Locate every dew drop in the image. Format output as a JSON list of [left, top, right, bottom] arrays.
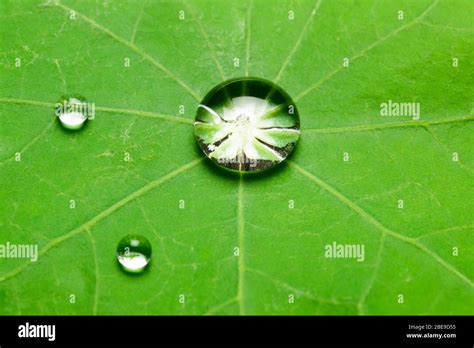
[[116, 235, 152, 273], [55, 95, 89, 130], [194, 77, 300, 172]]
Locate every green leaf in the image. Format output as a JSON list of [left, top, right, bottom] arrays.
[[194, 122, 233, 144], [0, 0, 473, 316], [209, 133, 241, 160], [245, 138, 283, 161], [254, 128, 300, 147]]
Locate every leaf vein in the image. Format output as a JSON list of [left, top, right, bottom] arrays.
[[0, 117, 55, 165], [0, 158, 203, 283], [54, 1, 202, 101], [247, 267, 356, 307], [237, 174, 246, 315], [187, 5, 226, 81], [294, 0, 440, 102], [0, 97, 194, 125], [289, 161, 474, 288], [274, 0, 323, 83], [302, 115, 474, 134]]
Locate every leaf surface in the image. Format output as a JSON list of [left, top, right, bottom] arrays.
[[0, 0, 473, 315]]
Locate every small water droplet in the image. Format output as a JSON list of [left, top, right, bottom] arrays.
[[55, 95, 89, 130], [194, 77, 300, 172], [116, 235, 152, 273]]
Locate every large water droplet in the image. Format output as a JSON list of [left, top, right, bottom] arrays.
[[194, 77, 300, 172], [116, 235, 152, 273], [55, 95, 89, 130]]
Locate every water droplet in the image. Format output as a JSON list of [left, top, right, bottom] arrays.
[[116, 235, 152, 273], [194, 78, 300, 172], [55, 95, 89, 130]]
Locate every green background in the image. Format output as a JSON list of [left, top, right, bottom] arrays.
[[0, 0, 473, 315]]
